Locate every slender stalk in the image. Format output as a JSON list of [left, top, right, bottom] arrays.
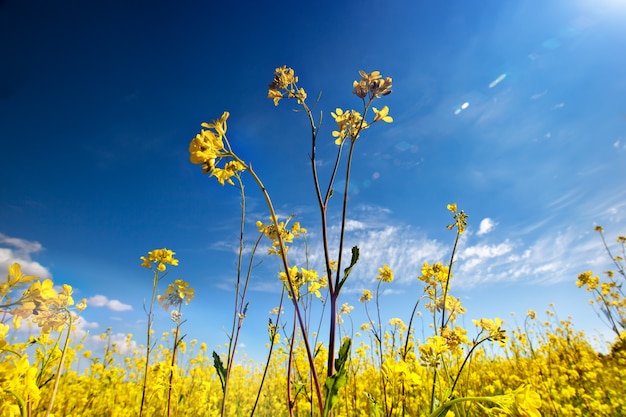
[[430, 228, 462, 414], [166, 322, 181, 417], [287, 317, 297, 417], [221, 174, 252, 417], [44, 312, 72, 417], [232, 155, 323, 414], [139, 269, 162, 417], [250, 289, 286, 417]]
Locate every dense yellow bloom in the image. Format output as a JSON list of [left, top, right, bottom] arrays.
[[419, 261, 450, 286], [376, 264, 394, 283], [211, 160, 246, 186], [140, 248, 179, 272], [388, 317, 407, 332], [331, 108, 368, 144], [188, 112, 247, 185], [473, 317, 508, 346], [352, 70, 392, 99], [267, 66, 306, 106], [5, 262, 38, 292], [419, 335, 448, 367], [256, 217, 306, 256], [576, 271, 599, 290], [359, 289, 373, 303], [339, 303, 354, 319], [158, 279, 195, 311], [513, 384, 542, 417], [441, 325, 468, 356]]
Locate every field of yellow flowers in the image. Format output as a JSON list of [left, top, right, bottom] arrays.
[[1, 267, 625, 417], [2, 67, 625, 417]]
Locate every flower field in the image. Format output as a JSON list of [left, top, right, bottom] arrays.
[[2, 67, 625, 416]]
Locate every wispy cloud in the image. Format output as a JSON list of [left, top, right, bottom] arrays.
[[87, 295, 133, 311], [0, 232, 50, 277], [477, 218, 497, 235]]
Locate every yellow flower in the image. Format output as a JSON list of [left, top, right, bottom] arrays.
[[140, 248, 179, 271], [269, 65, 298, 90], [388, 317, 407, 331], [211, 160, 246, 186], [352, 70, 392, 99], [473, 317, 508, 346], [158, 279, 195, 311], [513, 385, 542, 417], [331, 108, 368, 144], [419, 335, 448, 367], [339, 303, 354, 315], [267, 66, 306, 106], [359, 289, 373, 303], [372, 106, 393, 123], [376, 264, 394, 283], [268, 89, 283, 106], [446, 204, 468, 234], [201, 111, 229, 138]]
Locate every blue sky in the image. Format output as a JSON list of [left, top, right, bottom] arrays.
[[1, 0, 625, 359]]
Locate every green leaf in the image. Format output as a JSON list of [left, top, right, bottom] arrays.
[[323, 338, 352, 417], [338, 246, 359, 292], [212, 351, 227, 393]]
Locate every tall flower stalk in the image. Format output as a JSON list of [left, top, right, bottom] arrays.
[[138, 249, 178, 417], [188, 67, 393, 416]]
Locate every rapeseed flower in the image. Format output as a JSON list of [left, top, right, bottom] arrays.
[[359, 289, 373, 303], [140, 248, 178, 272], [376, 264, 394, 283]]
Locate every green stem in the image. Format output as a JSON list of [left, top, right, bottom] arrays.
[[139, 269, 161, 417], [236, 158, 324, 415], [44, 312, 72, 417]]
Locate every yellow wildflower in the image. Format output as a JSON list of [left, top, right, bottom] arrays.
[[359, 289, 373, 303], [140, 248, 179, 271], [513, 384, 542, 417], [376, 264, 394, 283], [158, 279, 195, 311], [372, 106, 393, 123]]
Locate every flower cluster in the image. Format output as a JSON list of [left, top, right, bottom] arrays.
[[446, 202, 468, 234], [2, 264, 87, 333], [376, 264, 394, 283], [158, 279, 195, 311], [473, 317, 508, 347], [267, 65, 307, 106], [352, 70, 392, 99], [278, 266, 326, 300], [256, 217, 307, 256], [576, 225, 626, 337], [419, 261, 467, 322], [140, 248, 179, 272], [330, 71, 393, 145], [188, 111, 247, 186]]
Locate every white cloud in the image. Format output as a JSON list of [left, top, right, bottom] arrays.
[[87, 295, 133, 311], [89, 331, 137, 354], [477, 218, 496, 235], [0, 233, 50, 277], [344, 219, 366, 232], [73, 318, 100, 339], [461, 241, 512, 259]]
